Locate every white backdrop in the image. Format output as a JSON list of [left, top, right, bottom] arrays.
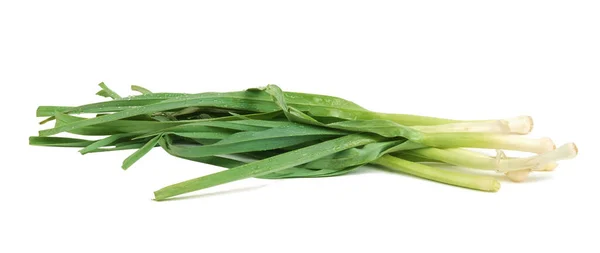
[[1, 1, 598, 253]]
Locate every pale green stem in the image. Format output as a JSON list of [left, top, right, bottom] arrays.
[[405, 143, 578, 172], [375, 113, 532, 134], [412, 120, 510, 134], [419, 133, 555, 153], [374, 113, 460, 126], [373, 155, 500, 192]]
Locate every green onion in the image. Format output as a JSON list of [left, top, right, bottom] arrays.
[[29, 83, 579, 200]]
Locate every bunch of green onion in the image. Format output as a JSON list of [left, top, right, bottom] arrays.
[[30, 83, 578, 201]]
